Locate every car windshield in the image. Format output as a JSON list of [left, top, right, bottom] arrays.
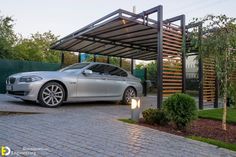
[[60, 63, 90, 72]]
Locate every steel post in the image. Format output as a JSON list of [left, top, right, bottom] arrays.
[[198, 24, 203, 110], [144, 68, 147, 96], [157, 6, 163, 109], [107, 56, 110, 63], [131, 58, 134, 74], [214, 77, 219, 108], [78, 52, 81, 63], [94, 54, 96, 62], [181, 15, 186, 93], [61, 52, 64, 68]]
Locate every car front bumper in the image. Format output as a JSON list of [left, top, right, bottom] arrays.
[[6, 81, 43, 101]]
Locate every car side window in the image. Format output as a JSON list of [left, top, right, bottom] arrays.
[[106, 65, 128, 77], [88, 64, 106, 75]]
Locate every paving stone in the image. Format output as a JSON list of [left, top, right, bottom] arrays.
[[0, 94, 236, 157]]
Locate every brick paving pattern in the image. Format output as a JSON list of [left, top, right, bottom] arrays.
[[0, 94, 235, 157]]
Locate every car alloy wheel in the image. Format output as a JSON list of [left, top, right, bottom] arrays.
[[123, 87, 136, 105], [39, 82, 65, 107]]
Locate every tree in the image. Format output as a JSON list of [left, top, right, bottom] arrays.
[[0, 14, 17, 58], [196, 15, 236, 130], [63, 52, 78, 67], [81, 54, 94, 62], [109, 57, 120, 66], [96, 55, 107, 63], [121, 59, 131, 71], [136, 61, 157, 81], [135, 63, 145, 70], [146, 62, 157, 81], [14, 31, 61, 63]]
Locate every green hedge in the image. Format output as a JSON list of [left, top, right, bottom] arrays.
[[163, 93, 197, 130], [142, 108, 169, 125], [0, 59, 60, 93]]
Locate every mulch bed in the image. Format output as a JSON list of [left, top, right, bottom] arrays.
[[139, 118, 236, 144]]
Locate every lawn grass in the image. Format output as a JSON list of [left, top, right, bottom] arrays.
[[118, 118, 137, 124], [198, 108, 236, 124], [188, 136, 236, 152]]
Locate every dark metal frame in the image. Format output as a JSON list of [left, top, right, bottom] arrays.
[[52, 5, 187, 108], [186, 22, 219, 109], [131, 59, 134, 74], [120, 57, 122, 67], [61, 52, 64, 68], [186, 22, 203, 109]]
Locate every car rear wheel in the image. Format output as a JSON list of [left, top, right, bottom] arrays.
[[38, 82, 65, 107], [122, 87, 136, 105]]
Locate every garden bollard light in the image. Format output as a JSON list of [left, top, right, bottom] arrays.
[[131, 97, 141, 121]]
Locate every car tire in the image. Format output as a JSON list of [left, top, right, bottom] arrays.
[[122, 87, 136, 105], [38, 82, 65, 108]]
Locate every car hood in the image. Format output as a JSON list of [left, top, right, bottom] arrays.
[[9, 71, 77, 78]]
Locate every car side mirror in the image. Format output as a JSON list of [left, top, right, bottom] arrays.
[[83, 69, 93, 75]]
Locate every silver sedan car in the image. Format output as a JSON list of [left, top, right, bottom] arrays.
[[6, 62, 143, 107]]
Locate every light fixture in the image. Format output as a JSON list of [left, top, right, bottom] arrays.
[[122, 19, 126, 25], [131, 97, 141, 121], [131, 98, 140, 109]]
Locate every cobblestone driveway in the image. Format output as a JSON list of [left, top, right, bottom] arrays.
[[0, 94, 235, 157]]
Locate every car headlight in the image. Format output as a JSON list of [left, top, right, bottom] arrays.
[[19, 76, 43, 82]]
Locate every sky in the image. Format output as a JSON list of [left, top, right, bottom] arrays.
[[0, 0, 235, 38]]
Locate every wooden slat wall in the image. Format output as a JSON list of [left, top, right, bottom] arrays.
[[230, 70, 236, 82], [162, 25, 183, 97], [203, 58, 216, 104]]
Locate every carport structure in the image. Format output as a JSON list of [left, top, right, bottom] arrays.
[[51, 5, 186, 108]]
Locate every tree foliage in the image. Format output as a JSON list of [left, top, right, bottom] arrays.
[[200, 15, 236, 100], [194, 15, 236, 130], [63, 52, 78, 67], [0, 14, 17, 58], [0, 13, 60, 63], [136, 61, 157, 81], [109, 57, 120, 66], [14, 31, 61, 63]]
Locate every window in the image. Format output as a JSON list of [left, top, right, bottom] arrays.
[[88, 64, 106, 75], [60, 63, 90, 72], [105, 65, 127, 77], [88, 64, 128, 77]]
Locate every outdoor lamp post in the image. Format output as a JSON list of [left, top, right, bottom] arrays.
[[131, 97, 141, 121]]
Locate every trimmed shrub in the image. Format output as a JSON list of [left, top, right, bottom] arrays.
[[163, 93, 197, 130], [142, 108, 169, 125]]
